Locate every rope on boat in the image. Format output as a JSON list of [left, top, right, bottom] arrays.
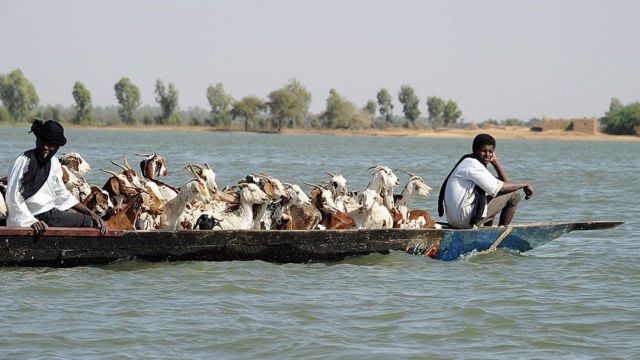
[[478, 225, 513, 256]]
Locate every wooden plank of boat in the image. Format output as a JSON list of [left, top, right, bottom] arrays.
[[0, 221, 623, 267]]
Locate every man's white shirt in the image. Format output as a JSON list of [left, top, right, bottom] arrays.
[[444, 158, 503, 229], [6, 154, 78, 227]]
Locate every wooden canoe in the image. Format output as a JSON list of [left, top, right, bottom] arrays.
[[0, 221, 624, 267]]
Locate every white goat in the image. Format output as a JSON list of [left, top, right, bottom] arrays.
[[395, 170, 441, 229], [396, 171, 433, 220], [159, 177, 211, 230], [367, 165, 400, 209], [186, 163, 218, 195], [215, 183, 269, 230], [171, 163, 223, 230], [349, 189, 393, 229], [326, 171, 359, 213]]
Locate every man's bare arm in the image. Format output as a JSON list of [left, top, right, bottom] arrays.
[[490, 153, 509, 182], [499, 182, 534, 200]]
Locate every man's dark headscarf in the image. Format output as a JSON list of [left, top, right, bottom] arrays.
[[20, 120, 67, 200], [437, 134, 496, 227]]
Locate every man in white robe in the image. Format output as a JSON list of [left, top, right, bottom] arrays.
[[6, 120, 107, 235], [438, 134, 535, 229]]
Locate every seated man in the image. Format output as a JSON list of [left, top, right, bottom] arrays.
[[438, 133, 534, 229], [6, 120, 107, 235]]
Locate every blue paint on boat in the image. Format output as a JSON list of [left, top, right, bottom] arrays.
[[407, 222, 608, 261]]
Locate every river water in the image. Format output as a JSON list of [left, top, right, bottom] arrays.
[[1, 127, 638, 359]]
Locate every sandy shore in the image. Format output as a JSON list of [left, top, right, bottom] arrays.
[[3, 123, 638, 142], [283, 126, 640, 142]]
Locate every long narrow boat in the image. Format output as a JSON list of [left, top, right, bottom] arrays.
[[0, 221, 623, 267]]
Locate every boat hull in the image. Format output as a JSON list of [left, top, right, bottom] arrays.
[[0, 221, 623, 267]]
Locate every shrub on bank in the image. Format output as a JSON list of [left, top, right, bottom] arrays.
[[600, 103, 640, 135]]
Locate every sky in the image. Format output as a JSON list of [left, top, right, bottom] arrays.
[[1, 0, 639, 122]]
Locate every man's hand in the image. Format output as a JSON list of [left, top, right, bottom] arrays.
[[31, 221, 48, 235], [91, 213, 108, 235], [524, 184, 534, 200], [489, 151, 499, 166]]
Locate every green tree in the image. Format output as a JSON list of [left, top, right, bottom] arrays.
[[376, 88, 394, 128], [426, 96, 445, 128], [503, 118, 523, 126], [320, 89, 356, 129], [267, 79, 311, 132], [364, 100, 376, 118], [609, 97, 624, 113], [38, 104, 70, 123], [231, 96, 265, 131], [206, 83, 233, 127], [72, 81, 94, 125], [398, 84, 421, 127], [0, 106, 10, 121], [600, 102, 640, 135], [155, 79, 180, 125], [443, 100, 462, 127], [0, 68, 39, 121], [114, 77, 141, 124]]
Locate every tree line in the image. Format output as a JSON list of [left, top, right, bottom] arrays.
[[3, 68, 636, 135], [0, 68, 464, 131]]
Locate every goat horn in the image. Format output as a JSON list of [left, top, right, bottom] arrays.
[[123, 156, 133, 170], [133, 183, 148, 193], [100, 168, 121, 177], [109, 160, 128, 172], [135, 153, 152, 157], [404, 170, 417, 178], [192, 168, 205, 182], [302, 180, 324, 190], [326, 171, 337, 177], [184, 164, 200, 178]]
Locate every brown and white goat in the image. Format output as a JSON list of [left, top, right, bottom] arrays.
[[59, 152, 91, 177], [101, 168, 141, 210], [307, 183, 355, 230], [105, 192, 148, 230], [81, 185, 115, 218], [275, 183, 321, 230], [140, 153, 179, 201]]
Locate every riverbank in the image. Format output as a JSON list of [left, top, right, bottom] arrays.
[[2, 122, 638, 141]]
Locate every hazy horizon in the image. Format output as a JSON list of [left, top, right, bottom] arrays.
[[2, 0, 639, 122]]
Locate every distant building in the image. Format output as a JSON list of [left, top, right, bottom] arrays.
[[540, 117, 598, 134]]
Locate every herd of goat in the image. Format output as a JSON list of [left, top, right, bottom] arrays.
[[0, 152, 441, 231]]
